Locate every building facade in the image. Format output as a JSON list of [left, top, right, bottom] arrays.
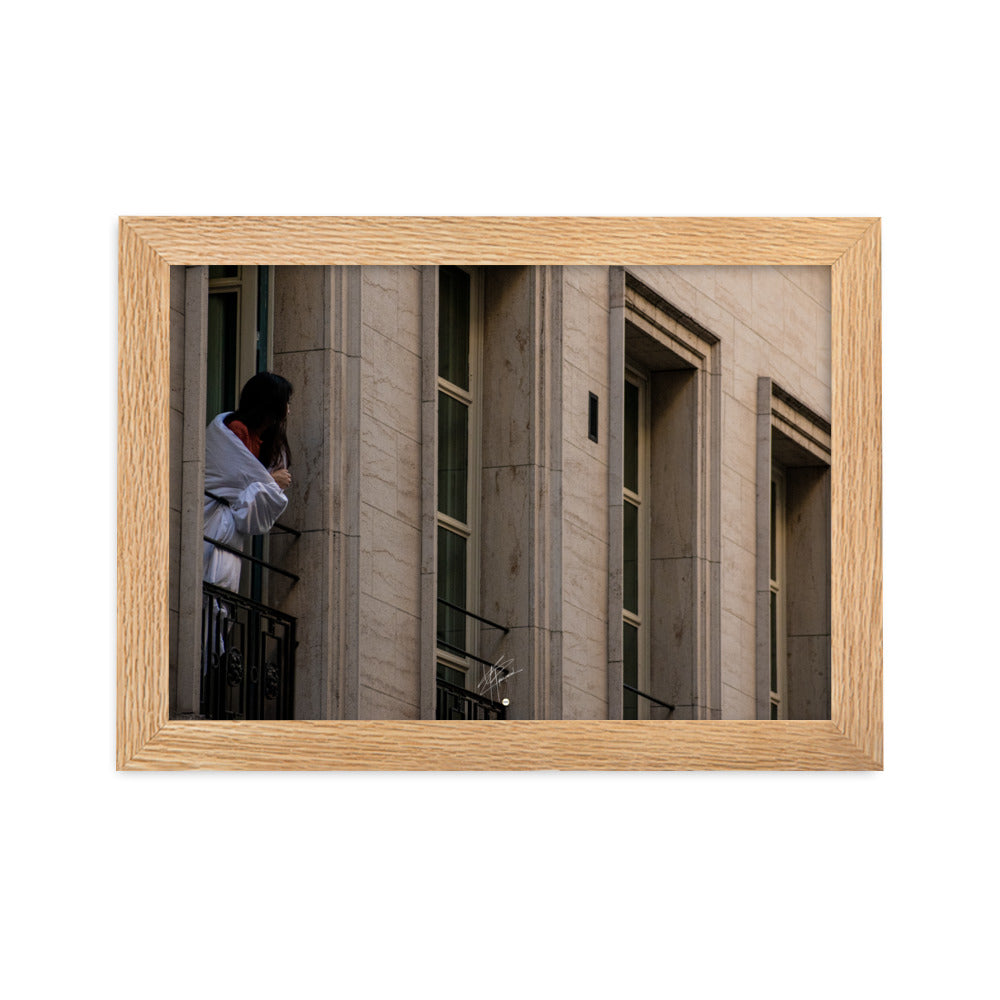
[[169, 264, 831, 721]]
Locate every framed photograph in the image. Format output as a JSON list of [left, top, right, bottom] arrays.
[[118, 217, 881, 769]]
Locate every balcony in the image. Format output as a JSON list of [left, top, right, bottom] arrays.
[[201, 582, 297, 721], [435, 678, 507, 720]]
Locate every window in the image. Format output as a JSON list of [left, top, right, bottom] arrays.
[[622, 365, 650, 719], [435, 266, 482, 689], [610, 271, 721, 720], [206, 265, 274, 602], [207, 266, 269, 424], [757, 378, 831, 720]]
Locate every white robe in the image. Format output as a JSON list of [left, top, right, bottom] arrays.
[[203, 413, 289, 591]]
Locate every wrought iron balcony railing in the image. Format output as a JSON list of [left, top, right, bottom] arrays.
[[202, 491, 299, 719], [436, 678, 507, 720], [623, 683, 675, 720], [202, 582, 296, 720]]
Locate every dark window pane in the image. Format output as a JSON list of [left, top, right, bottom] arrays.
[[770, 589, 778, 694], [624, 379, 639, 494], [623, 500, 639, 615], [207, 290, 239, 421], [437, 527, 467, 653], [438, 392, 469, 523], [209, 265, 239, 279], [439, 266, 470, 390], [770, 479, 777, 581], [437, 663, 465, 687], [623, 623, 638, 720]]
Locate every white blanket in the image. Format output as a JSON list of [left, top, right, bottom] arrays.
[[203, 412, 289, 591]]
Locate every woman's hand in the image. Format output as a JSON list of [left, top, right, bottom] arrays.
[[272, 469, 292, 490]]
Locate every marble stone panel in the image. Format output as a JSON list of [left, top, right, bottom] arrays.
[[360, 504, 373, 593], [721, 393, 757, 483], [713, 267, 754, 327], [395, 428, 421, 531], [169, 505, 181, 614], [480, 464, 532, 629], [362, 266, 399, 345], [563, 358, 608, 460], [361, 413, 397, 521], [272, 347, 328, 534], [777, 265, 831, 311], [648, 557, 699, 708], [721, 536, 755, 625], [562, 438, 609, 542], [360, 596, 420, 712], [750, 267, 786, 343], [169, 406, 183, 513], [648, 369, 697, 562], [627, 265, 702, 322], [722, 681, 756, 720], [561, 604, 607, 704], [562, 679, 608, 721], [782, 283, 817, 359], [692, 289, 736, 343], [395, 266, 422, 352], [170, 307, 185, 415], [564, 266, 610, 309], [359, 683, 420, 721], [562, 522, 608, 621], [562, 277, 611, 378], [364, 506, 420, 618], [274, 266, 327, 353], [170, 265, 186, 314], [363, 329, 421, 445], [786, 636, 831, 720]]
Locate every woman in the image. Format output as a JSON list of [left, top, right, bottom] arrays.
[[203, 372, 294, 591]]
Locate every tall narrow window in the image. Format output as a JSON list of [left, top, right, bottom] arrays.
[[614, 272, 721, 721], [206, 266, 273, 601], [769, 467, 787, 719], [207, 266, 261, 424], [436, 266, 482, 689], [622, 365, 650, 719], [757, 377, 832, 720]]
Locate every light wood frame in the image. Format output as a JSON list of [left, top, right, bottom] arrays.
[[118, 217, 881, 770]]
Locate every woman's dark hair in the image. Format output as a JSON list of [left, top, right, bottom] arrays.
[[227, 372, 293, 469]]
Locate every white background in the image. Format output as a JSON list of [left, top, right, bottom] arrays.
[[3, 2, 997, 998]]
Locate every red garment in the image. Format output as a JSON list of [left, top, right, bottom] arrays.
[[226, 418, 262, 459]]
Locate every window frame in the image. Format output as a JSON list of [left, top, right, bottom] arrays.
[[207, 266, 261, 422], [622, 361, 651, 719], [435, 266, 484, 682], [608, 269, 721, 720], [756, 376, 832, 721]]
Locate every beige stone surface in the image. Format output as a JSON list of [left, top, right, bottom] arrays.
[[360, 598, 420, 713], [363, 506, 420, 617], [722, 681, 756, 720]]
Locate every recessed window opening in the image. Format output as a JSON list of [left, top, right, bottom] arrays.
[[622, 364, 650, 719], [436, 266, 483, 696]]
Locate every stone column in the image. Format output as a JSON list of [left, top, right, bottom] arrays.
[[268, 266, 360, 720]]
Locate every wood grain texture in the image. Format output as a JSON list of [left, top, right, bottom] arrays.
[[831, 221, 883, 766], [120, 216, 876, 265], [117, 216, 883, 770], [117, 223, 171, 768], [127, 721, 879, 771]]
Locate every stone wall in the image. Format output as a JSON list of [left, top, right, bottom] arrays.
[[625, 265, 831, 718]]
